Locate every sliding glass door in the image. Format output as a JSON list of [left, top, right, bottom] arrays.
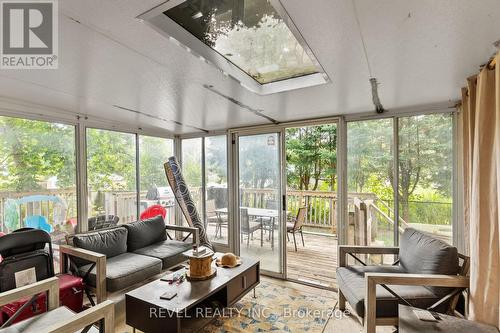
[[236, 131, 284, 276]]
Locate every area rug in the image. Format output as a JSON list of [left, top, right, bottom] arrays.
[[200, 280, 336, 333]]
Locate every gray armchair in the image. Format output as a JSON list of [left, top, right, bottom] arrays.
[[336, 228, 469, 333]]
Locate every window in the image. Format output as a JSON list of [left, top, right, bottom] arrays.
[[347, 113, 455, 249], [205, 135, 228, 243], [164, 0, 319, 84], [347, 119, 395, 247], [139, 136, 175, 224], [398, 114, 453, 244], [0, 116, 77, 240], [181, 135, 229, 245], [86, 128, 137, 226], [181, 138, 203, 221]]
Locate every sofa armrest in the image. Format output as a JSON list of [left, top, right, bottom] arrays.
[[364, 273, 470, 333], [165, 225, 199, 246], [59, 245, 107, 304], [47, 300, 114, 333], [0, 277, 59, 310], [338, 245, 399, 267]]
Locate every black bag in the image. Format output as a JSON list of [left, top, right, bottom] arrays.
[[0, 228, 54, 292]]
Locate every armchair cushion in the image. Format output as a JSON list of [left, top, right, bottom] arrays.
[[0, 306, 99, 333], [336, 265, 443, 318], [399, 228, 459, 295], [123, 216, 167, 252], [133, 239, 191, 269], [73, 227, 128, 259], [79, 252, 162, 292]]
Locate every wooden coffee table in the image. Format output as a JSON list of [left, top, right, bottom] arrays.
[[125, 253, 259, 333]]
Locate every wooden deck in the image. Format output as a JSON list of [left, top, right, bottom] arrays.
[[286, 232, 338, 289], [206, 224, 338, 289]]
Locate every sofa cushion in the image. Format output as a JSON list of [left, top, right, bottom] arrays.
[[0, 306, 99, 333], [133, 239, 191, 269], [336, 265, 443, 318], [123, 216, 167, 252], [399, 228, 459, 295], [79, 252, 162, 292], [73, 227, 128, 259]]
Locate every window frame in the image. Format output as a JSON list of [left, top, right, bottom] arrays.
[[343, 108, 458, 249], [0, 100, 460, 253], [137, 0, 329, 95]]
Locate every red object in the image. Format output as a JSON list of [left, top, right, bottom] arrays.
[[57, 274, 84, 313], [0, 274, 84, 324], [140, 205, 167, 220]]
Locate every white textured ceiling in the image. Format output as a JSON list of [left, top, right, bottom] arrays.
[[0, 0, 499, 135]]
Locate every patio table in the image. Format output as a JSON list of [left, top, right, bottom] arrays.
[[215, 207, 281, 249]]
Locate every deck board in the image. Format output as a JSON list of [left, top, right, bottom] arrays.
[[206, 224, 338, 289]]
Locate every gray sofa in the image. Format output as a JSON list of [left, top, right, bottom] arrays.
[[337, 228, 469, 333], [60, 215, 198, 303]]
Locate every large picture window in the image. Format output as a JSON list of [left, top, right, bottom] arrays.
[[347, 119, 395, 247], [205, 136, 228, 244], [0, 116, 77, 241], [139, 135, 175, 224], [181, 135, 228, 246], [86, 128, 137, 227], [398, 114, 453, 243], [347, 113, 455, 248]]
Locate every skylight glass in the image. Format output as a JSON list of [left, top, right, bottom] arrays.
[[164, 0, 319, 84]]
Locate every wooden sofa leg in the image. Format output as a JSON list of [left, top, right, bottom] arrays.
[[338, 290, 346, 311], [364, 278, 376, 333]]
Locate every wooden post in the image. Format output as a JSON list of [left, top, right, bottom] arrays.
[[364, 276, 376, 333], [304, 195, 309, 224]]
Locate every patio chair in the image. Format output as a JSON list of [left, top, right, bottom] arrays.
[[261, 200, 278, 239], [286, 207, 306, 251], [88, 215, 119, 231], [337, 228, 470, 333], [206, 200, 227, 239], [140, 204, 167, 220], [240, 208, 263, 247]]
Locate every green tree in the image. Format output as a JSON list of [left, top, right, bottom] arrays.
[[86, 129, 136, 191], [394, 114, 452, 223], [139, 136, 174, 191], [0, 117, 76, 191], [286, 124, 337, 191]]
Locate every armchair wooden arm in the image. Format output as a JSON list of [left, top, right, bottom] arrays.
[[0, 277, 59, 310], [364, 273, 470, 333], [337, 245, 400, 312], [338, 245, 399, 267], [165, 225, 199, 245], [47, 300, 114, 333], [0, 278, 114, 333], [59, 245, 107, 304]]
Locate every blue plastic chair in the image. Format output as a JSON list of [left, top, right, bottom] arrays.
[[24, 215, 53, 233]]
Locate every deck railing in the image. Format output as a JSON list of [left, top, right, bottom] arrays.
[[0, 187, 451, 244], [0, 189, 77, 233]]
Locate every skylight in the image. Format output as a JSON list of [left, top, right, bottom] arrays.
[[139, 0, 329, 94], [164, 0, 318, 84]]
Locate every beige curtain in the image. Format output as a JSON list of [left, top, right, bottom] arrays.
[[460, 53, 500, 328]]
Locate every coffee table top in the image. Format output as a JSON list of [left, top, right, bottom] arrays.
[[125, 253, 259, 313]]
